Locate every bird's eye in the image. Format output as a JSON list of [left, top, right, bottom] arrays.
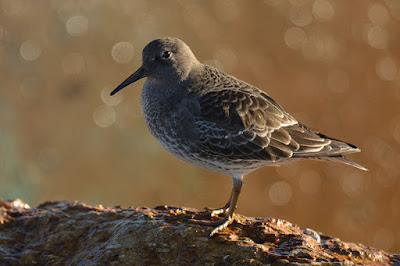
[[161, 50, 172, 59]]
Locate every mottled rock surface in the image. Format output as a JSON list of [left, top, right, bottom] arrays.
[[0, 198, 398, 265]]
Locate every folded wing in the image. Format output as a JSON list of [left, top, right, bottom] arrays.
[[192, 65, 365, 170]]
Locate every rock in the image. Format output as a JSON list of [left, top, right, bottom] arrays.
[[0, 198, 398, 265]]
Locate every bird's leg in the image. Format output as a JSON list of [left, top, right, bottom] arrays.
[[188, 176, 243, 237], [208, 177, 242, 237], [204, 193, 232, 217]]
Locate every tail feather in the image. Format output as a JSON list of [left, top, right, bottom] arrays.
[[283, 123, 367, 170], [316, 155, 368, 171], [292, 138, 361, 158]]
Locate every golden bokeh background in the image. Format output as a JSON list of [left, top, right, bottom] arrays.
[[1, 0, 399, 253]]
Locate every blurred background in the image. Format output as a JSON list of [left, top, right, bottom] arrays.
[[0, 0, 399, 253]]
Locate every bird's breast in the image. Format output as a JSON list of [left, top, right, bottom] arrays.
[[140, 80, 200, 159]]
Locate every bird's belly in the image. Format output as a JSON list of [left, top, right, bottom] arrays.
[[142, 106, 271, 176]]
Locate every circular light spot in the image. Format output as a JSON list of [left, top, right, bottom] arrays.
[[341, 173, 364, 197], [285, 27, 306, 50], [328, 69, 349, 93], [301, 27, 341, 62], [368, 3, 390, 26], [376, 57, 398, 81], [111, 41, 135, 64], [62, 53, 85, 74], [20, 40, 41, 61], [299, 170, 321, 194], [367, 25, 388, 49], [66, 15, 89, 36], [101, 87, 123, 106], [289, 6, 312, 27], [312, 0, 335, 22], [268, 181, 292, 206], [93, 105, 116, 128]]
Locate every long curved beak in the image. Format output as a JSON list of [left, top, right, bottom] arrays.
[[110, 66, 146, 95]]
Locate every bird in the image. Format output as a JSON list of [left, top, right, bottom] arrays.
[[110, 37, 367, 237]]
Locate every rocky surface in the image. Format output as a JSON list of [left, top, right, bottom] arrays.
[[0, 198, 398, 265]]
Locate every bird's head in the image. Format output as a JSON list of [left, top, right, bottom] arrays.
[[110, 37, 200, 96]]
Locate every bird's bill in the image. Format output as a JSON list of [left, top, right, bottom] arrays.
[[110, 66, 146, 95]]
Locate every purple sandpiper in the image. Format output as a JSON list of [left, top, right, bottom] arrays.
[[111, 37, 367, 236]]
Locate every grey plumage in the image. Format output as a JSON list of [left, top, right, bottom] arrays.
[[111, 37, 367, 236]]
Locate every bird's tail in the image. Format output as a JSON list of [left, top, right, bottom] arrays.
[[315, 155, 368, 171], [290, 129, 368, 170], [284, 123, 367, 170]]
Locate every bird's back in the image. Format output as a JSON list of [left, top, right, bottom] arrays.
[[183, 65, 367, 172]]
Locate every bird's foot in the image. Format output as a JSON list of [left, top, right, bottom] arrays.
[[204, 205, 229, 217], [188, 214, 235, 237], [208, 215, 234, 237]]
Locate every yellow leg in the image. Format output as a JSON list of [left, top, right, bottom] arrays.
[[189, 176, 243, 237], [204, 193, 232, 217]]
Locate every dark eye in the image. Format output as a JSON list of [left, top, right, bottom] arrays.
[[161, 50, 172, 59]]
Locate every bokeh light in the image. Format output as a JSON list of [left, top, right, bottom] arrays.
[[20, 40, 41, 61], [285, 27, 306, 50], [376, 57, 398, 81], [368, 3, 390, 26], [289, 6, 312, 27], [93, 105, 116, 128], [101, 88, 123, 106], [367, 25, 388, 49], [111, 42, 135, 64], [66, 15, 89, 36], [312, 0, 335, 21], [340, 172, 364, 198], [268, 181, 292, 206]]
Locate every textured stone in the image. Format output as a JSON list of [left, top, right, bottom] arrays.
[[0, 198, 398, 265]]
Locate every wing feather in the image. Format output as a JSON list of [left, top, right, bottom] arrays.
[[190, 65, 362, 165]]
